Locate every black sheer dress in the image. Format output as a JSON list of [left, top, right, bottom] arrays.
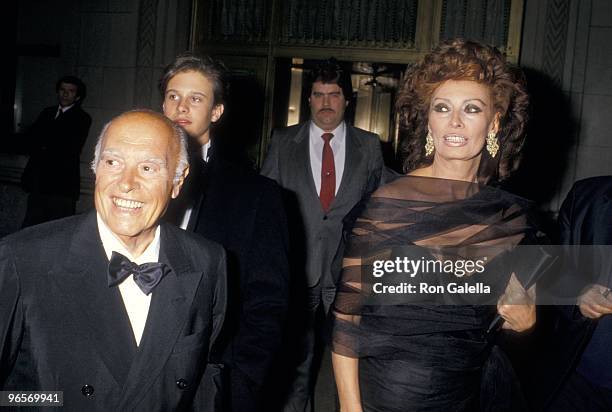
[[332, 176, 541, 411]]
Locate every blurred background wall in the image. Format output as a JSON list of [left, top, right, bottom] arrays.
[[1, 0, 611, 236]]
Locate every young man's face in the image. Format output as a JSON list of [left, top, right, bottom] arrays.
[[57, 82, 79, 107], [309, 81, 349, 132], [162, 70, 224, 145]]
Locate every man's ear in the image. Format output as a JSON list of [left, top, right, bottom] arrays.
[[171, 166, 190, 199], [211, 104, 225, 123]]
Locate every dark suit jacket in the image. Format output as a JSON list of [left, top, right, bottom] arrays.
[[165, 148, 290, 411], [21, 105, 91, 199], [559, 176, 612, 245], [261, 122, 384, 289], [531, 176, 612, 408], [0, 212, 227, 411]]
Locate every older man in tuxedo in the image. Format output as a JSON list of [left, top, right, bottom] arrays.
[[261, 58, 384, 411], [0, 110, 226, 411]]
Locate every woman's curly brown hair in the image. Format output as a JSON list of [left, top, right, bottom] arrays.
[[396, 38, 529, 183]]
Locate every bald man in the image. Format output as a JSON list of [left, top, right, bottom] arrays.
[[0, 110, 227, 411]]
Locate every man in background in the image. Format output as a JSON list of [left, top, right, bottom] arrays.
[[160, 53, 290, 412], [21, 75, 91, 227], [261, 58, 384, 411]]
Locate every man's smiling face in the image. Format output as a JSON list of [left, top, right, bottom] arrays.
[[94, 112, 183, 249]]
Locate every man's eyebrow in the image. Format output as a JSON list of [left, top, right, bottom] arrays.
[[144, 158, 167, 166], [165, 88, 207, 97], [101, 149, 122, 157], [100, 151, 167, 166]]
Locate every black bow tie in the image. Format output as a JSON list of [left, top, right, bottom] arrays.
[[107, 252, 170, 295]]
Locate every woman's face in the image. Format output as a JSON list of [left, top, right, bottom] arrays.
[[428, 80, 499, 164]]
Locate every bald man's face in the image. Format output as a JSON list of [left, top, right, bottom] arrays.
[[94, 113, 185, 248]]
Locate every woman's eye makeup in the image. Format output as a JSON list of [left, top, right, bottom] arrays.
[[465, 104, 482, 113], [432, 103, 449, 112]]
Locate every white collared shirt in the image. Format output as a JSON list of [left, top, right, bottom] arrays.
[[55, 103, 75, 118], [309, 121, 346, 196], [178, 140, 212, 230], [202, 140, 212, 162], [97, 213, 161, 346]]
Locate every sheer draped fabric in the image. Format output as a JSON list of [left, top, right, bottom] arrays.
[[332, 176, 538, 411]]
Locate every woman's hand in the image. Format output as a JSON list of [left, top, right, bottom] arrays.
[[497, 273, 536, 332]]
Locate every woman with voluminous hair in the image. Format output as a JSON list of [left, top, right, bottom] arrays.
[[331, 39, 543, 412]]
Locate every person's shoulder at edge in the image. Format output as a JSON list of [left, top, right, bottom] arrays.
[[2, 214, 82, 247], [29, 106, 59, 123], [568, 175, 612, 197], [0, 215, 85, 280], [41, 106, 58, 114]]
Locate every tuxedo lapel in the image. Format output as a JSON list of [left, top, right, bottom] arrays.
[[119, 224, 203, 409], [187, 157, 213, 231], [57, 211, 136, 387], [165, 154, 210, 230]]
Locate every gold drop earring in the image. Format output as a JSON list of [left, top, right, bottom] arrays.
[[425, 131, 435, 156], [486, 131, 499, 158]]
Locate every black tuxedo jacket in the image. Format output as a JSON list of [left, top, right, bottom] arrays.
[[0, 212, 227, 411], [165, 148, 290, 411], [21, 105, 91, 199]]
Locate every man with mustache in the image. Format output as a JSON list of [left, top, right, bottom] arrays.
[[261, 58, 384, 411], [0, 110, 226, 411], [160, 53, 289, 412]]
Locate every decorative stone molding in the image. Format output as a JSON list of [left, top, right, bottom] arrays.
[[542, 0, 570, 86], [135, 0, 160, 108]]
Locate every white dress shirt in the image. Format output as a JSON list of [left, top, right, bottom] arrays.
[[309, 121, 346, 196], [55, 103, 75, 118], [179, 140, 212, 230], [97, 213, 161, 346]]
